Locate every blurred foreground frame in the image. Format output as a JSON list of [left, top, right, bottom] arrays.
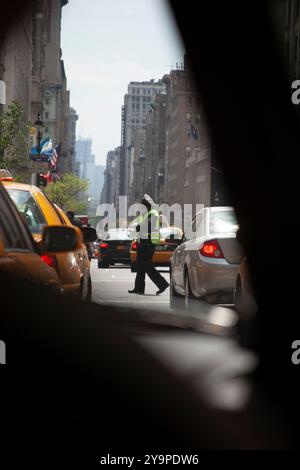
[[1, 0, 300, 458], [168, 0, 300, 377]]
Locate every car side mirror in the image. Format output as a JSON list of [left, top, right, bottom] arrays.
[[42, 225, 82, 253], [81, 226, 97, 243]]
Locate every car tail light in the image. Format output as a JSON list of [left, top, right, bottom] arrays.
[[131, 241, 137, 251], [100, 242, 108, 249], [200, 239, 224, 258], [41, 254, 59, 272]]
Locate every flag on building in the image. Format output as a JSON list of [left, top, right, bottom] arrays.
[[30, 137, 53, 161], [50, 147, 58, 168]]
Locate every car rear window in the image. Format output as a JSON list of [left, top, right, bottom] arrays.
[[209, 210, 239, 234], [7, 189, 46, 234], [160, 228, 182, 240], [105, 229, 134, 240]]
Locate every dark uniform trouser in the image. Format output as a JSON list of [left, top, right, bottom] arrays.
[[134, 241, 169, 293]]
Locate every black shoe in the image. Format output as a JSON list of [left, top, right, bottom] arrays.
[[156, 283, 169, 295], [128, 289, 144, 295]]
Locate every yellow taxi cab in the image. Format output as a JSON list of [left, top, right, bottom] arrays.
[[0, 176, 81, 293], [3, 180, 93, 300], [130, 226, 183, 272]]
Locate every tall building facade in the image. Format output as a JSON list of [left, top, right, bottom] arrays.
[[131, 128, 146, 203], [94, 164, 105, 204], [75, 138, 95, 195], [163, 57, 211, 210], [0, 4, 33, 122], [144, 92, 167, 204], [0, 0, 77, 177], [120, 79, 166, 199], [100, 148, 120, 207]]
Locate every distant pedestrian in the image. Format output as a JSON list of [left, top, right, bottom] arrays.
[[66, 210, 82, 228], [128, 194, 169, 296]]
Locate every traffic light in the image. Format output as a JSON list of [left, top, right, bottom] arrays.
[[37, 173, 48, 187]]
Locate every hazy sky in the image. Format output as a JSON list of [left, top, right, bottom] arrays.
[[61, 0, 184, 166]]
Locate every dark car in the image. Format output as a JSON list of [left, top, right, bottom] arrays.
[[98, 228, 134, 268]]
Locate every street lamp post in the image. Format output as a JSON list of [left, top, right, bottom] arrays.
[[34, 114, 44, 158], [31, 114, 44, 185]]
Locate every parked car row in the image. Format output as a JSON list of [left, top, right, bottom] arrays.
[[0, 171, 97, 300]]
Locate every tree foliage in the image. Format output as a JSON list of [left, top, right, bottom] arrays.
[[0, 101, 30, 172], [45, 173, 89, 213]]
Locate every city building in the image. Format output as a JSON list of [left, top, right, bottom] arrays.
[[163, 57, 212, 210], [120, 79, 166, 198], [131, 128, 146, 203], [42, 0, 74, 173], [0, 5, 33, 122], [60, 105, 78, 174], [0, 0, 77, 178], [94, 164, 105, 204], [75, 138, 95, 195], [144, 92, 167, 204], [100, 149, 120, 207]]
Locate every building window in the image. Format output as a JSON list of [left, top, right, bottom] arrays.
[[45, 111, 49, 119], [136, 89, 140, 94], [147, 97, 151, 102], [186, 112, 192, 122], [196, 113, 201, 124], [147, 89, 151, 94], [186, 96, 192, 106], [143, 89, 146, 95], [185, 146, 191, 158]]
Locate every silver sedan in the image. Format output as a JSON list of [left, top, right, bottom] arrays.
[[170, 207, 243, 310]]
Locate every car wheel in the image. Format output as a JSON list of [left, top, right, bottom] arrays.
[[130, 263, 137, 273], [85, 274, 92, 301], [170, 271, 184, 311]]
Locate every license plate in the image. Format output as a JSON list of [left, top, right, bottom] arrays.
[[117, 245, 126, 251]]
